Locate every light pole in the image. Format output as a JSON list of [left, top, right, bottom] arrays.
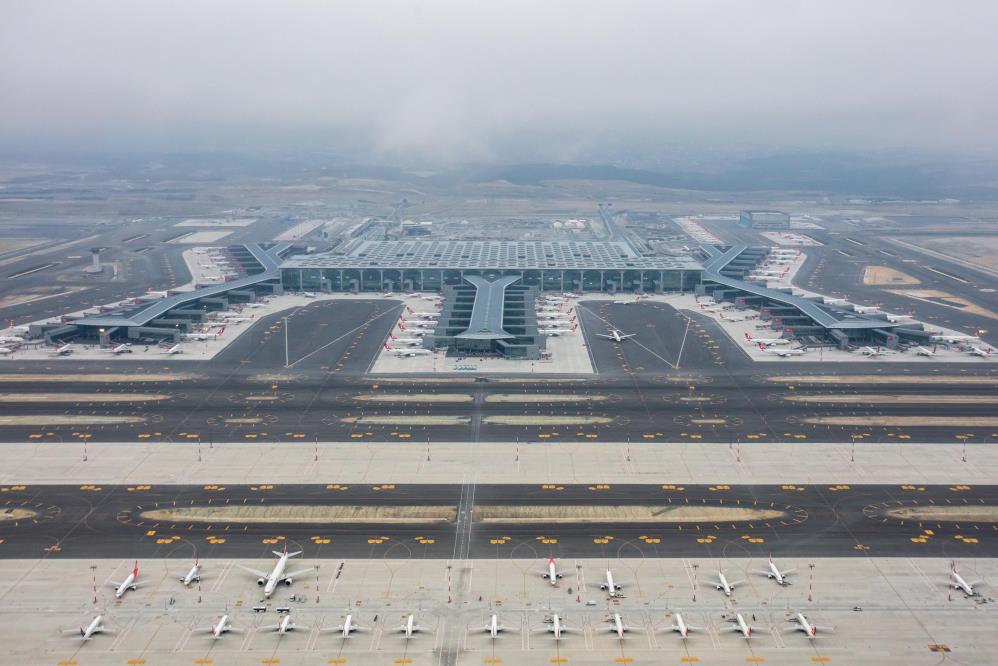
[[283, 316, 290, 368]]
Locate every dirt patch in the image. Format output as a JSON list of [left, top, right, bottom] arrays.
[[140, 505, 456, 524], [0, 508, 36, 521], [354, 393, 473, 403], [475, 505, 786, 523], [886, 506, 998, 522], [802, 416, 998, 427], [905, 236, 998, 272], [340, 415, 469, 426], [886, 289, 998, 320], [0, 393, 169, 403], [786, 394, 998, 405], [0, 374, 196, 383], [863, 265, 920, 286], [485, 394, 607, 403], [0, 415, 147, 426], [482, 415, 613, 426], [767, 375, 998, 385]]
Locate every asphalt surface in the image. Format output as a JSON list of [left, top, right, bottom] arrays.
[[2, 483, 995, 559], [0, 297, 997, 443]]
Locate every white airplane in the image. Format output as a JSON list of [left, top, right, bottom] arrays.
[[762, 345, 806, 358], [856, 346, 893, 357], [237, 544, 311, 598], [162, 344, 182, 355], [852, 305, 882, 314], [950, 562, 982, 597], [110, 561, 142, 599], [965, 346, 994, 357], [389, 334, 423, 346], [561, 293, 579, 299], [915, 345, 938, 357], [0, 347, 13, 355], [384, 344, 432, 357], [931, 334, 981, 344], [269, 614, 306, 635], [543, 329, 576, 337], [0, 336, 25, 344], [483, 613, 513, 639], [400, 319, 434, 328], [103, 344, 131, 354], [607, 613, 637, 639], [542, 558, 564, 586], [244, 303, 265, 309], [721, 613, 758, 639], [665, 612, 699, 639], [785, 612, 832, 639], [597, 329, 635, 343], [757, 556, 794, 586], [302, 292, 317, 298], [64, 615, 111, 641], [206, 614, 241, 640], [396, 614, 421, 639], [179, 560, 201, 586], [51, 343, 73, 356], [600, 569, 622, 598], [406, 307, 439, 318], [715, 569, 744, 597], [744, 333, 790, 346], [612, 299, 635, 305], [719, 312, 746, 322], [330, 614, 364, 638], [184, 327, 226, 341], [541, 614, 571, 640], [538, 312, 572, 321]]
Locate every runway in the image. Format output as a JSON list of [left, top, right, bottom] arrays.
[[2, 483, 996, 559], [1, 298, 996, 443]]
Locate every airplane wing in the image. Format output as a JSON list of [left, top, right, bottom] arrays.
[[235, 564, 271, 578], [595, 334, 612, 339], [620, 334, 636, 339], [727, 578, 746, 587], [272, 550, 304, 558], [281, 567, 314, 580]]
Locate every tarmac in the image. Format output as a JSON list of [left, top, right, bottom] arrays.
[[3, 556, 994, 665], [2, 482, 997, 559]]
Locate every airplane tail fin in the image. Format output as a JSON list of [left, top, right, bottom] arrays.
[[133, 560, 139, 576]]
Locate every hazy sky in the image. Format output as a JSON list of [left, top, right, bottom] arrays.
[[2, 1, 997, 164]]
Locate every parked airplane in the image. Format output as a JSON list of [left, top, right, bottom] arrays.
[[542, 558, 563, 586], [331, 614, 364, 638], [110, 561, 141, 599], [302, 292, 317, 298], [931, 334, 980, 344], [236, 544, 311, 598], [541, 614, 570, 640], [915, 346, 938, 357], [758, 556, 794, 586], [0, 336, 24, 344], [600, 569, 622, 597], [597, 329, 635, 343], [51, 343, 73, 356], [744, 333, 790, 346], [950, 562, 982, 597], [384, 344, 432, 357], [269, 614, 306, 635], [721, 613, 757, 639], [397, 614, 421, 639], [715, 569, 745, 597], [538, 312, 572, 320], [761, 345, 806, 357], [665, 612, 699, 639], [103, 343, 131, 354], [543, 329, 575, 337], [179, 560, 201, 586], [0, 347, 13, 355], [856, 346, 893, 357], [784, 612, 832, 639], [206, 614, 241, 640], [64, 615, 110, 641], [389, 334, 423, 346], [607, 613, 636, 639], [162, 344, 182, 355], [482, 613, 512, 639], [965, 345, 994, 357]]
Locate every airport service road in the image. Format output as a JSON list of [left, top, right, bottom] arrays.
[[3, 483, 998, 560], [0, 367, 997, 443]]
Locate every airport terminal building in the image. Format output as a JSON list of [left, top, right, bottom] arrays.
[[280, 240, 703, 294]]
